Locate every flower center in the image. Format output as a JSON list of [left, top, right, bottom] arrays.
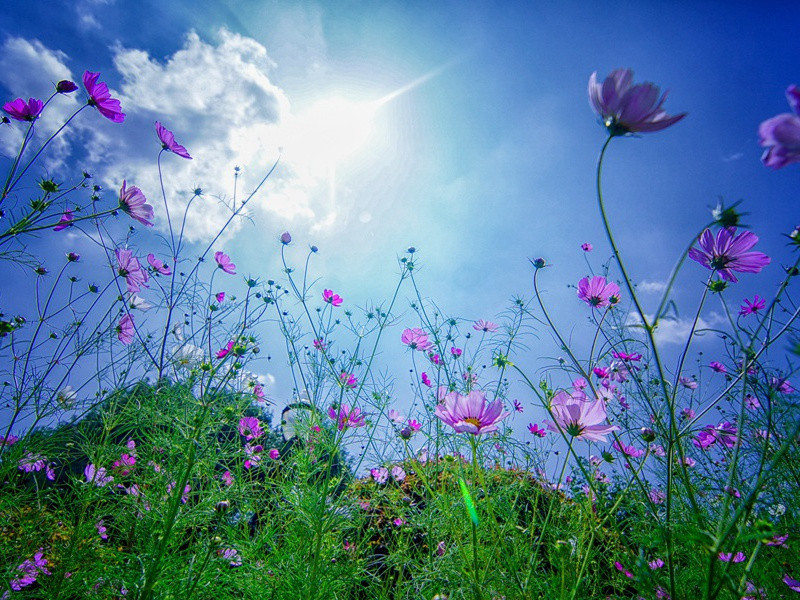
[[464, 417, 481, 428], [709, 255, 730, 270], [565, 422, 584, 437]]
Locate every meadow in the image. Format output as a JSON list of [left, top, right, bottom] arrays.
[[0, 67, 799, 600]]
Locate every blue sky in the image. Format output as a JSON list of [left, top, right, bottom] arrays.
[[1, 0, 798, 444]]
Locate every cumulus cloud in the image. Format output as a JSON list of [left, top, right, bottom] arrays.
[[627, 311, 726, 345], [637, 279, 667, 294]]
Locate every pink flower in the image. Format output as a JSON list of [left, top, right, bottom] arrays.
[[116, 249, 149, 293], [215, 292, 225, 303], [745, 395, 761, 410], [612, 440, 645, 458], [581, 242, 593, 252], [408, 419, 421, 432], [614, 561, 634, 578], [313, 338, 326, 350], [388, 409, 404, 423], [83, 70, 125, 123], [421, 372, 432, 387], [328, 404, 365, 430], [688, 228, 770, 283], [53, 209, 74, 231], [578, 276, 620, 308], [216, 340, 234, 359], [116, 313, 135, 345], [214, 251, 236, 274], [393, 517, 406, 527], [243, 443, 263, 469], [740, 295, 766, 316], [612, 350, 642, 362], [588, 68, 686, 135], [221, 470, 234, 486], [323, 289, 343, 306], [119, 180, 154, 227], [238, 416, 264, 440], [694, 422, 738, 450], [528, 423, 546, 438], [451, 347, 462, 357], [435, 389, 509, 436], [3, 97, 44, 121], [546, 390, 619, 442], [649, 558, 664, 570], [147, 253, 171, 275], [401, 327, 432, 351], [371, 467, 389, 484], [84, 463, 113, 486], [770, 376, 794, 394], [473, 319, 498, 333], [96, 520, 108, 540], [268, 448, 280, 460], [709, 361, 727, 374], [155, 121, 191, 159], [680, 377, 698, 390], [339, 372, 357, 389], [759, 85, 800, 169], [391, 465, 406, 482], [717, 552, 746, 563], [513, 399, 524, 413]]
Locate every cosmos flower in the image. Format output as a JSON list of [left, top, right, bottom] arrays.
[[147, 253, 171, 275], [328, 404, 366, 431], [214, 251, 236, 274], [401, 327, 433, 351], [371, 467, 389, 484], [84, 463, 113, 486], [578, 276, 621, 308], [216, 341, 234, 359], [53, 209, 74, 231], [96, 520, 108, 540], [238, 416, 264, 441], [435, 389, 509, 435], [243, 443, 263, 469], [785, 574, 800, 592], [451, 346, 462, 357], [588, 68, 686, 136], [473, 319, 498, 332], [391, 465, 406, 482], [2, 97, 44, 121], [694, 422, 738, 450], [408, 419, 421, 432], [421, 372, 432, 387], [388, 409, 405, 424], [116, 249, 149, 293], [688, 228, 770, 283], [612, 350, 642, 362], [56, 80, 77, 93], [339, 372, 358, 389], [18, 453, 55, 480], [155, 121, 191, 159], [83, 70, 125, 123], [613, 440, 645, 458], [116, 314, 135, 345], [739, 295, 766, 316], [513, 399, 524, 412], [614, 561, 634, 579], [119, 180, 154, 227], [268, 448, 280, 460], [545, 390, 619, 442], [745, 395, 761, 410], [770, 376, 794, 394], [759, 85, 800, 169], [313, 338, 326, 350], [528, 423, 547, 437], [680, 377, 698, 390], [718, 552, 746, 563], [323, 288, 343, 306], [709, 361, 727, 374], [581, 242, 593, 252]]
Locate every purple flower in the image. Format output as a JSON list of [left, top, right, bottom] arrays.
[[10, 550, 50, 591], [513, 399, 524, 413], [53, 209, 74, 231], [56, 80, 78, 94], [577, 276, 621, 308], [717, 552, 746, 563], [612, 440, 645, 458], [784, 575, 800, 592], [401, 327, 432, 351], [323, 288, 343, 306], [216, 340, 234, 359], [280, 231, 292, 244], [155, 121, 191, 159], [680, 377, 698, 390], [770, 376, 794, 394], [421, 372, 432, 387], [435, 389, 509, 435], [545, 390, 619, 442], [147, 253, 171, 275], [268, 448, 280, 460], [214, 251, 236, 274], [589, 68, 686, 136], [83, 71, 125, 123], [96, 520, 108, 540], [116, 313, 135, 345], [339, 372, 358, 389], [2, 97, 44, 122], [581, 242, 593, 252], [216, 292, 225, 303], [119, 180, 154, 227], [328, 404, 365, 430], [18, 452, 55, 479], [694, 422, 738, 450], [688, 228, 770, 283], [84, 463, 113, 486], [473, 319, 498, 333], [116, 249, 149, 293], [243, 443, 263, 469], [238, 416, 264, 441], [371, 467, 389, 484], [709, 361, 727, 374], [528, 423, 546, 438], [391, 465, 406, 482], [740, 295, 766, 316], [759, 85, 800, 169]]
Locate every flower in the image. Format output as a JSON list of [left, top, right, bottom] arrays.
[[588, 68, 686, 135], [401, 327, 433, 351], [717, 552, 746, 563], [10, 550, 50, 591], [216, 341, 234, 359], [2, 97, 44, 121], [783, 575, 800, 592], [759, 85, 800, 169], [612, 350, 641, 362], [740, 295, 766, 316], [243, 443, 263, 469], [339, 372, 357, 389], [221, 471, 234, 486], [116, 249, 149, 293], [268, 448, 280, 460], [147, 253, 171, 275], [83, 70, 125, 123], [745, 395, 761, 410], [612, 440, 645, 458], [435, 389, 509, 435], [313, 338, 326, 351], [473, 319, 498, 332], [513, 399, 524, 413], [451, 346, 462, 357], [328, 404, 365, 431], [694, 422, 738, 450], [53, 209, 74, 231], [97, 520, 108, 540], [238, 416, 264, 441], [421, 372, 432, 387], [614, 561, 634, 579], [214, 251, 236, 274], [119, 180, 154, 227], [56, 80, 77, 93], [709, 361, 727, 374], [581, 242, 593, 252], [546, 390, 619, 442], [371, 467, 389, 484], [770, 376, 794, 394], [155, 121, 191, 159], [280, 231, 292, 244], [323, 289, 343, 306], [528, 423, 546, 437], [391, 465, 406, 482], [649, 559, 665, 570], [408, 419, 421, 431], [388, 409, 405, 424], [680, 377, 698, 390], [116, 314, 135, 345], [84, 463, 113, 486], [216, 292, 225, 303], [578, 276, 620, 308], [688, 228, 770, 283]]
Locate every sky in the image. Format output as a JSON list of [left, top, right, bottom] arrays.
[[1, 0, 799, 448]]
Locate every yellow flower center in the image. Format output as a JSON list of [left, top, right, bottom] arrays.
[[464, 417, 481, 428]]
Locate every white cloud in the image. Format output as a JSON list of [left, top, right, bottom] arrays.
[[637, 279, 667, 294], [626, 311, 726, 345]]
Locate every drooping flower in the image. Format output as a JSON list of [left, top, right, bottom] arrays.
[[614, 561, 634, 579], [10, 550, 50, 591], [694, 422, 738, 450], [588, 68, 686, 136], [53, 209, 74, 231], [649, 559, 665, 570], [328, 404, 365, 430], [83, 70, 125, 123], [19, 453, 55, 480], [116, 249, 149, 293], [473, 319, 498, 333], [545, 390, 619, 442], [214, 251, 236, 274], [688, 228, 770, 283], [119, 180, 154, 227], [739, 295, 766, 316], [759, 85, 800, 169], [96, 520, 108, 540], [155, 121, 191, 159], [221, 470, 234, 486], [2, 97, 44, 121], [238, 416, 264, 441], [323, 288, 343, 306], [401, 327, 433, 351], [578, 276, 621, 308], [147, 253, 171, 275], [116, 313, 135, 345], [745, 395, 761, 410], [435, 389, 509, 436]]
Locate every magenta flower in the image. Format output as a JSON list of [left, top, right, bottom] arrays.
[[451, 347, 462, 357], [155, 121, 191, 159], [513, 399, 524, 413], [612, 350, 642, 362], [119, 180, 154, 227], [56, 80, 77, 94], [116, 249, 149, 293], [578, 276, 621, 308], [770, 376, 794, 394], [96, 520, 108, 540], [688, 228, 770, 283], [216, 340, 234, 359], [694, 422, 738, 450], [147, 253, 171, 275], [421, 372, 432, 387], [216, 291, 225, 303], [3, 97, 44, 122], [614, 561, 634, 579], [401, 327, 433, 351], [214, 251, 236, 274], [268, 448, 280, 460], [328, 404, 366, 431], [759, 85, 800, 169], [323, 288, 343, 306], [313, 338, 326, 350], [116, 314, 135, 345], [581, 242, 593, 252], [739, 295, 766, 316], [717, 552, 746, 563], [408, 419, 421, 432], [83, 70, 125, 123], [546, 390, 619, 442], [588, 68, 686, 136], [528, 423, 547, 437], [473, 319, 498, 332], [339, 371, 358, 389], [435, 389, 509, 435], [612, 440, 645, 458], [221, 470, 234, 486], [391, 465, 406, 482], [388, 409, 404, 423], [238, 416, 264, 441], [280, 231, 292, 244], [709, 361, 727, 374], [243, 443, 263, 469], [53, 209, 74, 231]]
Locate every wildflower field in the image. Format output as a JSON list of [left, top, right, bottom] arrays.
[[1, 5, 799, 600]]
